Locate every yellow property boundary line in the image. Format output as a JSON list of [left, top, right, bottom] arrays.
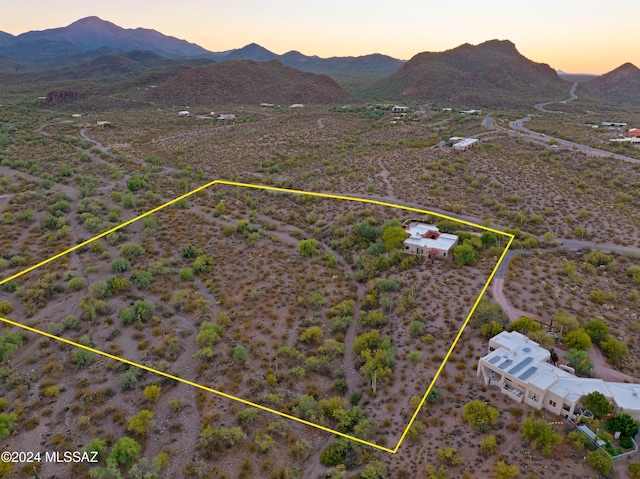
[[0, 180, 514, 454]]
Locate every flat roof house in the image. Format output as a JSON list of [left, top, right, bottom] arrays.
[[477, 331, 640, 420], [402, 222, 458, 259], [628, 128, 640, 138], [452, 138, 479, 151]]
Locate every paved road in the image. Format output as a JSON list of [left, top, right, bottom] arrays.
[[507, 116, 640, 164]]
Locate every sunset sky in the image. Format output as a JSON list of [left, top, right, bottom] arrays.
[[3, 0, 639, 74]]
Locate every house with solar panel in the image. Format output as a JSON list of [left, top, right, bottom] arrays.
[[477, 331, 640, 420]]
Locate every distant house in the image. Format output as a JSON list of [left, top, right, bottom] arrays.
[[460, 109, 481, 115], [609, 137, 640, 144], [71, 113, 82, 118], [260, 103, 275, 107], [217, 114, 236, 120], [602, 121, 627, 127], [452, 138, 479, 151], [37, 97, 47, 104], [96, 121, 111, 127], [289, 104, 304, 109], [402, 222, 458, 259], [477, 331, 640, 420], [628, 128, 640, 138], [178, 110, 190, 116], [392, 105, 408, 114]]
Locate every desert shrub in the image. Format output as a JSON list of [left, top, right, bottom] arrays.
[[131, 270, 153, 289], [298, 239, 319, 257], [522, 417, 562, 456], [111, 258, 131, 273], [119, 242, 145, 261], [462, 400, 499, 430], [120, 368, 140, 391], [67, 277, 87, 292], [127, 409, 154, 437], [143, 385, 161, 403], [479, 435, 497, 455], [586, 448, 613, 476], [72, 349, 94, 367]]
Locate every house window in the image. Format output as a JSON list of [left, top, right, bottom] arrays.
[[549, 400, 557, 408]]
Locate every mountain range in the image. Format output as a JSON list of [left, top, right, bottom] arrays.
[[368, 40, 570, 108], [1, 16, 638, 108], [0, 17, 402, 82]]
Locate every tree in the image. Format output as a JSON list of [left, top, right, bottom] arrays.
[[462, 400, 499, 430], [582, 391, 612, 418], [452, 244, 476, 265], [0, 332, 23, 362], [629, 462, 640, 479], [563, 348, 594, 375], [522, 417, 562, 456], [600, 336, 629, 365], [0, 413, 16, 439], [109, 437, 141, 469], [298, 239, 320, 257], [85, 438, 108, 460], [586, 448, 613, 476], [481, 232, 498, 246], [552, 311, 579, 336], [493, 460, 519, 479], [583, 318, 609, 345], [508, 316, 540, 334], [127, 410, 154, 437], [607, 413, 639, 439], [481, 321, 504, 339], [381, 226, 408, 251], [471, 299, 508, 329], [562, 329, 591, 350]]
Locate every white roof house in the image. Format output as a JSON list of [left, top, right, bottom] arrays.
[[452, 138, 479, 151], [402, 222, 458, 259], [178, 110, 190, 116], [478, 331, 640, 420]]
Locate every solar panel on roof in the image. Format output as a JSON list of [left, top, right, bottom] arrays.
[[498, 359, 512, 369], [518, 366, 538, 381], [508, 356, 533, 375], [488, 356, 501, 364]]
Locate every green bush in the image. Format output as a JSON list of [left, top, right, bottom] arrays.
[[67, 277, 87, 292]]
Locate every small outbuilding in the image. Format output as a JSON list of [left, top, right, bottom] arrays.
[[452, 138, 479, 151]]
